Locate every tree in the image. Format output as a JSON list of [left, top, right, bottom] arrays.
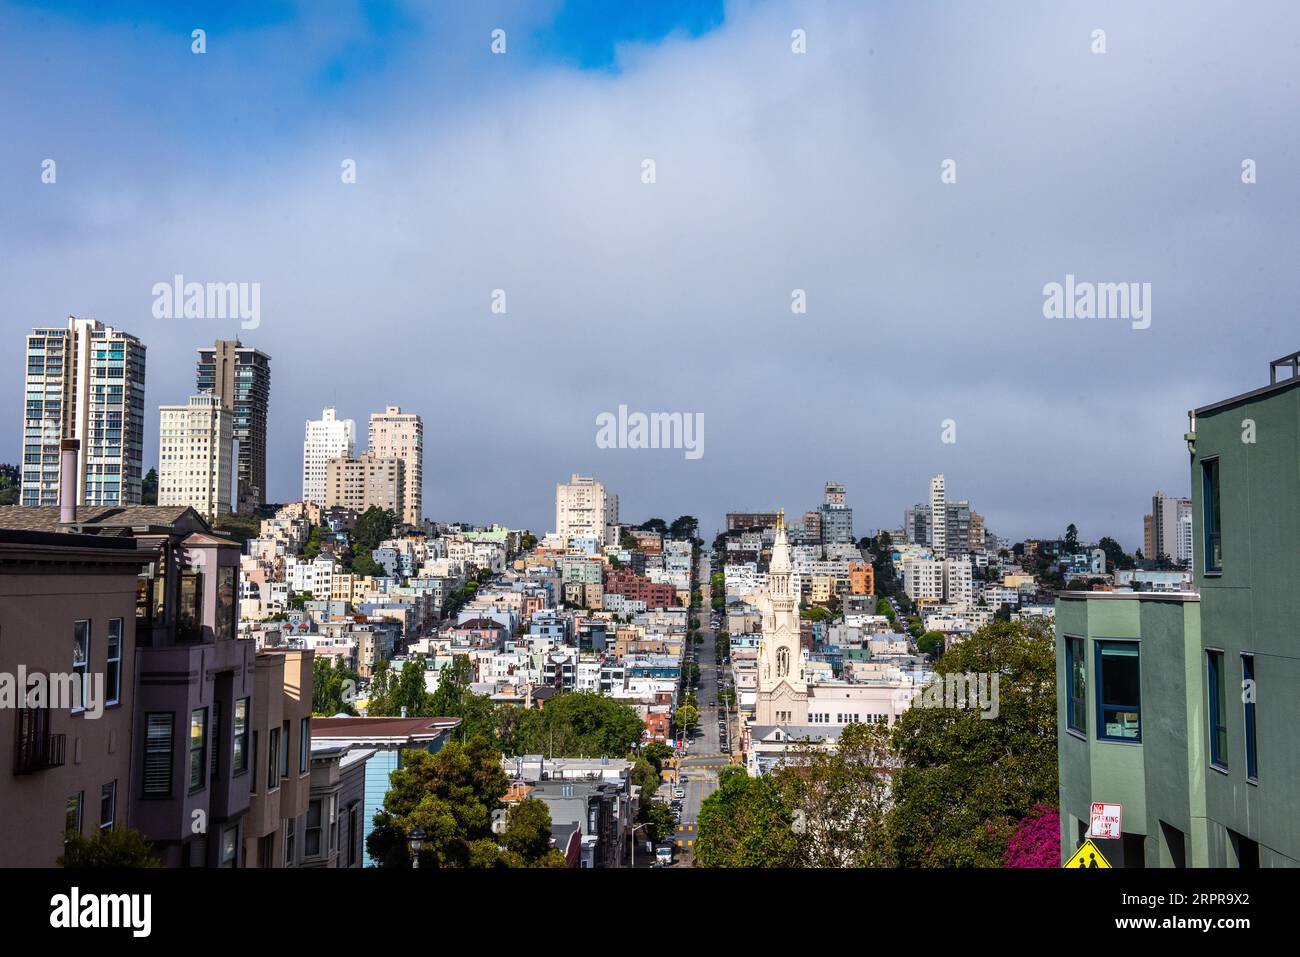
[[429, 656, 499, 743], [502, 692, 643, 758], [1064, 523, 1079, 552], [312, 657, 360, 716], [352, 506, 397, 552], [60, 826, 161, 868], [642, 741, 674, 772], [675, 703, 699, 733], [1003, 804, 1060, 868], [350, 548, 383, 577], [141, 468, 158, 506], [1097, 536, 1135, 572], [888, 619, 1058, 867], [694, 766, 800, 867], [638, 518, 668, 533], [520, 532, 538, 551], [502, 797, 555, 863], [917, 631, 945, 659], [642, 800, 677, 843], [303, 525, 326, 562], [367, 657, 433, 718], [778, 722, 894, 867], [366, 736, 509, 868], [669, 515, 698, 540], [629, 756, 661, 799]]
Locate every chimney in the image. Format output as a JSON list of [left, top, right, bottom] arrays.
[[59, 439, 80, 524]]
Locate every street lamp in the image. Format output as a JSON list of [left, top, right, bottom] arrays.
[[407, 826, 426, 869], [630, 821, 650, 869]]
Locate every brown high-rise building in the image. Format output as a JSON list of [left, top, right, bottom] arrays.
[[197, 340, 271, 512]]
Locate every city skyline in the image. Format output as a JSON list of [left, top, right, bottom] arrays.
[[5, 1, 1298, 547]]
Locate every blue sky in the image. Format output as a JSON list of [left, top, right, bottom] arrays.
[[2, 1, 1298, 546]]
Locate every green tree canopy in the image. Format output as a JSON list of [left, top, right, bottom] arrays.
[[694, 766, 800, 867], [60, 826, 162, 868], [367, 736, 509, 868], [888, 619, 1057, 867], [352, 506, 397, 552]]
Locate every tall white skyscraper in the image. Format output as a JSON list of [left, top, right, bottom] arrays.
[[21, 316, 147, 507], [555, 474, 618, 546], [158, 394, 232, 521], [930, 473, 947, 559], [303, 407, 355, 505], [368, 405, 423, 525]]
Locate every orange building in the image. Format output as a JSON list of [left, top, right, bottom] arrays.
[[849, 560, 875, 595]]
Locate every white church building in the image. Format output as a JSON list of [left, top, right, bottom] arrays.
[[744, 513, 918, 774]]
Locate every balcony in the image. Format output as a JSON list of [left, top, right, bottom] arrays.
[[13, 710, 67, 774]]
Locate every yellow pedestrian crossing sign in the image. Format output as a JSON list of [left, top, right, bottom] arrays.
[[1064, 839, 1112, 869]]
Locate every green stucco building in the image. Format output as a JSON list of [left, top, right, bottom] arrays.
[[1056, 352, 1300, 867]]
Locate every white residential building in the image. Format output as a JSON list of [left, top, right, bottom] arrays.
[[942, 558, 973, 606], [303, 407, 355, 505], [903, 558, 944, 602], [930, 474, 947, 559]]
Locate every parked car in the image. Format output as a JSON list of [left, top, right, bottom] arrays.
[[673, 786, 685, 799]]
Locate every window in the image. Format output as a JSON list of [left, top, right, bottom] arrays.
[[281, 719, 291, 779], [1242, 654, 1257, 782], [178, 571, 203, 641], [1095, 641, 1141, 741], [305, 799, 323, 858], [348, 805, 360, 867], [284, 818, 295, 867], [66, 792, 83, 842], [267, 727, 281, 790], [1202, 458, 1222, 573], [190, 708, 207, 791], [1206, 650, 1228, 769], [233, 698, 249, 773], [299, 716, 310, 774], [100, 781, 116, 831], [220, 827, 238, 868], [72, 620, 90, 713], [143, 713, 174, 796], [104, 618, 123, 705], [215, 566, 236, 642], [250, 730, 259, 793]]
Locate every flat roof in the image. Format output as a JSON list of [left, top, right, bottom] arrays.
[[1056, 590, 1200, 602]]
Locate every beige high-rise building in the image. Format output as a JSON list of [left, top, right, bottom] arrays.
[[325, 452, 405, 514], [555, 474, 618, 546], [158, 393, 233, 521], [368, 405, 423, 525]]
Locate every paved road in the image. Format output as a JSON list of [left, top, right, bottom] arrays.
[[672, 546, 730, 864]]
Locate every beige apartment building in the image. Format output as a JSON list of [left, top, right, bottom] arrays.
[[244, 649, 313, 867], [0, 527, 146, 867], [158, 393, 233, 521], [324, 452, 405, 514], [368, 405, 423, 525], [555, 474, 619, 546]]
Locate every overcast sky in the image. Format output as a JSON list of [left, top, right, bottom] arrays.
[[2, 0, 1297, 548]]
